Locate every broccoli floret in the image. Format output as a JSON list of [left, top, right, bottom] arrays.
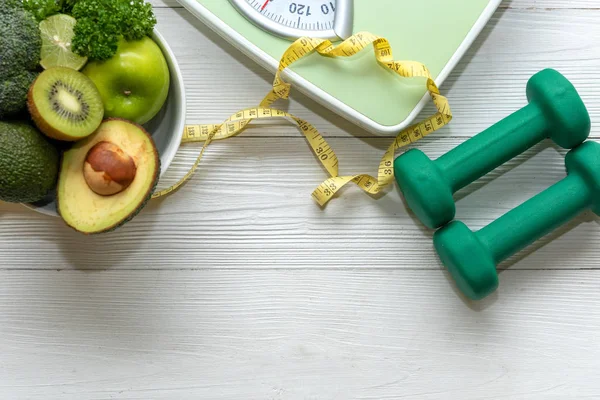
[[0, 0, 21, 11], [0, 2, 42, 118], [0, 71, 38, 117]]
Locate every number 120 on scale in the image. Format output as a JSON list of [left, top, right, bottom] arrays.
[[230, 0, 354, 40]]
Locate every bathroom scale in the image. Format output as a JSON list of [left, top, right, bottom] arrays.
[[176, 0, 502, 136]]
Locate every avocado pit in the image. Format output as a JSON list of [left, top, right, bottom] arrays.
[[83, 141, 137, 195]]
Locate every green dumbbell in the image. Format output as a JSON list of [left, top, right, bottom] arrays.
[[394, 68, 590, 229], [434, 140, 600, 300]]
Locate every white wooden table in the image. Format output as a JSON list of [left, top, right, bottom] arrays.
[[2, 1, 600, 398]]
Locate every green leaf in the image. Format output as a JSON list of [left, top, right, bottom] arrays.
[[70, 0, 157, 60]]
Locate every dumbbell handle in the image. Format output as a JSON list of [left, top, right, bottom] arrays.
[[476, 173, 590, 263], [437, 103, 546, 192]]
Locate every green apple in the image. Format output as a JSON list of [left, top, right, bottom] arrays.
[[82, 36, 170, 125]]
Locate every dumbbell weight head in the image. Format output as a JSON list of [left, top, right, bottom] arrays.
[[565, 140, 600, 216], [433, 220, 498, 300], [526, 68, 590, 149], [394, 149, 455, 229]]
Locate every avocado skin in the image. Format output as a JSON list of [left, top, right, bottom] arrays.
[[56, 118, 161, 235], [0, 121, 59, 203]]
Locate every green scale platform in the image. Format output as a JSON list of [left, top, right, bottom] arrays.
[[176, 0, 502, 135]]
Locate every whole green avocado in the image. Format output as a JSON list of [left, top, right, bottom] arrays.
[[0, 121, 59, 203], [0, 1, 42, 117]]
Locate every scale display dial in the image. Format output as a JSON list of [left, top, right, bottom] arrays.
[[229, 0, 353, 40]]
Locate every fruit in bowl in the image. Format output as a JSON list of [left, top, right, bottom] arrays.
[[0, 1, 185, 234], [57, 119, 160, 234], [27, 67, 105, 141], [0, 122, 59, 204], [82, 36, 171, 125]]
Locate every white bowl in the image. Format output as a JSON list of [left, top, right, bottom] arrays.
[[24, 29, 186, 217]]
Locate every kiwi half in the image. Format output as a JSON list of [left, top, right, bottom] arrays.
[[28, 67, 104, 141]]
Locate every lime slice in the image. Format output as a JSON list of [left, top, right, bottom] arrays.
[[39, 14, 88, 70]]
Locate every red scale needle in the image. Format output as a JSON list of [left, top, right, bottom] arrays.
[[260, 0, 269, 10]]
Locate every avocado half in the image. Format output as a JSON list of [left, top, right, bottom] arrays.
[[57, 118, 160, 234]]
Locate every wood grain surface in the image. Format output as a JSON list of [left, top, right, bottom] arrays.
[[1, 1, 599, 398], [1, 269, 599, 399]]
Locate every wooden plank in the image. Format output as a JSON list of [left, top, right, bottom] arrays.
[[151, 8, 600, 140], [0, 269, 599, 399], [1, 138, 598, 270], [150, 0, 179, 7], [506, 0, 600, 9]]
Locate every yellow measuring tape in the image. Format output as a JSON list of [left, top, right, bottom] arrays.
[[151, 31, 452, 206]]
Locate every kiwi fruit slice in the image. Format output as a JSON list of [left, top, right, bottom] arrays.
[[28, 67, 104, 141]]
